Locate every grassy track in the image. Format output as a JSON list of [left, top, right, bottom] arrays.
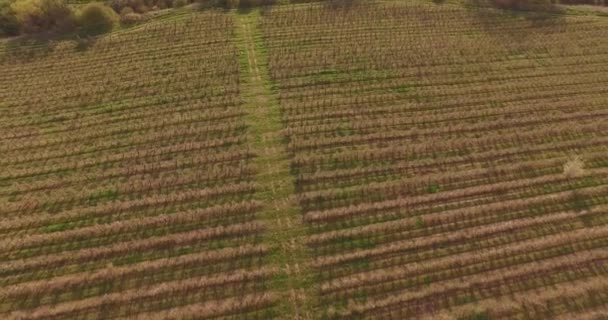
[[233, 10, 316, 320], [2, 2, 608, 318]]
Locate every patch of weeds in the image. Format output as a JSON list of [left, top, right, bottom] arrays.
[[270, 271, 289, 289], [351, 258, 370, 271], [427, 184, 441, 194], [536, 57, 549, 66], [542, 184, 556, 194], [87, 188, 119, 205], [49, 115, 69, 123], [458, 311, 492, 320], [336, 120, 353, 137], [313, 68, 340, 83], [44, 223, 70, 233], [260, 308, 278, 319], [570, 191, 590, 213], [579, 213, 594, 228], [508, 48, 527, 58], [423, 275, 433, 286], [459, 311, 491, 320], [113, 252, 144, 266], [46, 203, 63, 214], [455, 294, 475, 305], [579, 176, 598, 188], [528, 204, 546, 215], [353, 290, 368, 303], [210, 239, 227, 250], [99, 188, 119, 201], [489, 100, 504, 108], [19, 248, 34, 259], [415, 216, 426, 229], [175, 247, 194, 256], [7, 194, 18, 202], [393, 85, 411, 94], [350, 238, 376, 250], [320, 310, 333, 320], [313, 194, 328, 209]]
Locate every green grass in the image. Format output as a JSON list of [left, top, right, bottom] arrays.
[[233, 9, 317, 318]]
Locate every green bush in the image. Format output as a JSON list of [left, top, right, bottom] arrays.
[[78, 2, 118, 35], [0, 0, 20, 36], [172, 0, 187, 7], [10, 0, 75, 34], [224, 0, 239, 8]]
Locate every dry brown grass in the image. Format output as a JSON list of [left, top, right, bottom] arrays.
[[564, 155, 585, 178]]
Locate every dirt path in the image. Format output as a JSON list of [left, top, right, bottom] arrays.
[[234, 10, 315, 320]]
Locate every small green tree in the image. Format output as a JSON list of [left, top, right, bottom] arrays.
[[78, 2, 118, 35]]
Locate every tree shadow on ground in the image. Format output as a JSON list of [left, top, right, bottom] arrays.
[[2, 36, 57, 63], [465, 0, 566, 43], [73, 35, 98, 52], [1, 31, 99, 63]]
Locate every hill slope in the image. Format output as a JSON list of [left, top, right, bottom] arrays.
[[1, 1, 608, 319]]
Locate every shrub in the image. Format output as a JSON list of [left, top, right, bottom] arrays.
[[415, 217, 425, 229], [172, 0, 187, 7], [78, 2, 118, 35], [10, 0, 75, 34], [224, 0, 239, 8], [427, 184, 441, 194], [0, 0, 20, 36]]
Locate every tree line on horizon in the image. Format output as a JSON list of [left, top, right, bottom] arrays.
[[1, 0, 606, 38]]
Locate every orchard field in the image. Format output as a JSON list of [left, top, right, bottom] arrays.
[[1, 1, 608, 319]]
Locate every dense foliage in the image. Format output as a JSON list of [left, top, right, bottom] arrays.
[[0, 0, 19, 35], [78, 2, 118, 35], [10, 0, 75, 34], [0, 0, 122, 36]]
